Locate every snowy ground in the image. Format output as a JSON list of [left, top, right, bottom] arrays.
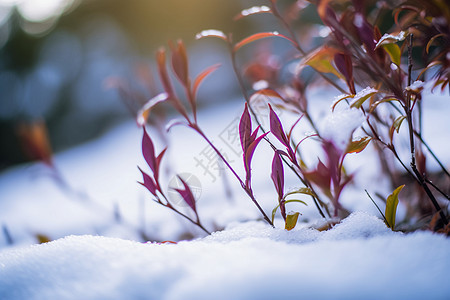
[[1, 213, 449, 300], [0, 89, 449, 299]]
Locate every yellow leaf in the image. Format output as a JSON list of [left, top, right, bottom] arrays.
[[382, 43, 401, 66], [385, 185, 405, 230], [346, 137, 372, 154], [300, 46, 342, 78], [285, 212, 300, 231]]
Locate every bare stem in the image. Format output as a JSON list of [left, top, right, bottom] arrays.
[[404, 34, 448, 225]]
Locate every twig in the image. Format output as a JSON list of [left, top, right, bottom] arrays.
[[365, 190, 390, 226], [405, 34, 448, 225]]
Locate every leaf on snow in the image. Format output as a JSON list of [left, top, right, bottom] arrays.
[[382, 43, 402, 66], [195, 29, 228, 41], [375, 31, 407, 49], [350, 87, 378, 109], [137, 92, 169, 126], [234, 5, 272, 20], [285, 212, 300, 231]]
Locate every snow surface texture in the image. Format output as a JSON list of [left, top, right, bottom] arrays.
[[1, 212, 449, 300]]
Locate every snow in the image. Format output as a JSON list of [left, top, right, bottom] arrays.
[[0, 88, 449, 299], [1, 212, 449, 300]]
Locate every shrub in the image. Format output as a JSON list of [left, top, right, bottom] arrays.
[[130, 0, 449, 235]]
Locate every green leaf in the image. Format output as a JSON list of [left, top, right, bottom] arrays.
[[389, 115, 406, 141], [382, 43, 401, 66], [271, 199, 308, 223], [350, 87, 378, 109], [285, 212, 300, 231], [346, 137, 372, 154], [385, 185, 405, 230], [284, 188, 315, 198]]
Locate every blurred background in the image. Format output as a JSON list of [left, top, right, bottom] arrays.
[[0, 0, 300, 170]]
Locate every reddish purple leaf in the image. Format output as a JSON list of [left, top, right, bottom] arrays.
[[142, 127, 157, 175], [173, 176, 197, 213], [304, 160, 331, 194], [322, 140, 342, 185], [271, 150, 284, 201], [244, 132, 269, 189], [354, 13, 376, 54], [269, 104, 289, 148], [239, 103, 253, 152], [154, 147, 167, 182], [138, 167, 157, 196], [334, 53, 355, 94]]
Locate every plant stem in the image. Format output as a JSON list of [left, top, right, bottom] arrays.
[[159, 192, 211, 235], [405, 34, 448, 225], [192, 124, 274, 227]]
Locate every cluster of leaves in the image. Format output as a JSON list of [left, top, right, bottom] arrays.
[[133, 0, 449, 235]]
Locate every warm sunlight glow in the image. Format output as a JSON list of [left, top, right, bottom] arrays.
[[0, 0, 74, 22], [18, 0, 74, 22]]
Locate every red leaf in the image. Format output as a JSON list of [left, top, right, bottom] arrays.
[[138, 167, 157, 196], [170, 40, 189, 87], [17, 120, 53, 167], [142, 127, 157, 175], [192, 64, 221, 99], [156, 48, 174, 96], [234, 32, 295, 52], [157, 47, 189, 120], [239, 103, 253, 152], [173, 176, 197, 213]]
